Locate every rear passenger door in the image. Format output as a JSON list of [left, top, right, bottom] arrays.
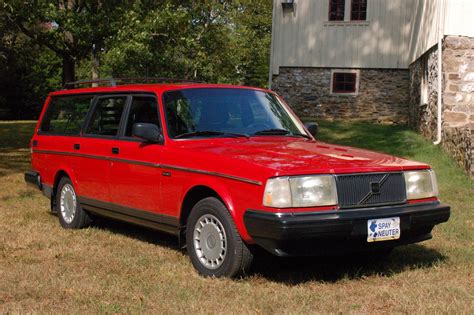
[[77, 95, 128, 203], [109, 95, 164, 213]]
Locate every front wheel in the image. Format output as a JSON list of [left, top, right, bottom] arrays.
[[186, 197, 253, 278]]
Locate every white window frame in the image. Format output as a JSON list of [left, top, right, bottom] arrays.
[[325, 0, 369, 25], [330, 69, 360, 96]]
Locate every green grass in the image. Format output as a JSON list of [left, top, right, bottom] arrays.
[[0, 120, 473, 313]]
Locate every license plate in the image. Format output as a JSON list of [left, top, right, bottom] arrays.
[[367, 217, 400, 242]]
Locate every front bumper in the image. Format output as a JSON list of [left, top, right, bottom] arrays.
[[244, 201, 450, 256]]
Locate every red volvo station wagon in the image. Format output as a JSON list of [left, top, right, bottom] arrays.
[[25, 79, 450, 277]]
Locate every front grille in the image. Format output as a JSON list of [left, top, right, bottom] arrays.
[[335, 172, 406, 209]]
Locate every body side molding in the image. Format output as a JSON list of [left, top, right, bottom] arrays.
[[32, 149, 262, 186]]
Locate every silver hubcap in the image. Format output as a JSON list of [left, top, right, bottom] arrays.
[[193, 214, 227, 269], [60, 184, 76, 224]]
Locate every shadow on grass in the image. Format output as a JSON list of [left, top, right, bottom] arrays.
[[0, 121, 36, 177], [88, 216, 179, 251], [250, 244, 446, 284], [0, 121, 36, 149], [85, 215, 446, 284]]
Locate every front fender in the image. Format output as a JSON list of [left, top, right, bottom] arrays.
[[181, 176, 236, 217], [178, 175, 261, 242]]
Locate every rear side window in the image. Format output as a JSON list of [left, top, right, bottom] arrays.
[[40, 95, 94, 135], [125, 96, 160, 137], [85, 96, 127, 136]]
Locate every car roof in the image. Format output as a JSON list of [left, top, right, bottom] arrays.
[[49, 83, 271, 97]]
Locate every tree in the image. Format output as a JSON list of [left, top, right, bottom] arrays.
[[0, 8, 61, 119], [101, 0, 272, 86], [233, 0, 273, 87], [0, 0, 274, 119], [2, 0, 130, 83]]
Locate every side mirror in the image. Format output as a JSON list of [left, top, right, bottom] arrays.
[[304, 122, 319, 137], [132, 123, 164, 143]]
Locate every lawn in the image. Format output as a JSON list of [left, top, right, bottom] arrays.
[[0, 120, 473, 313]]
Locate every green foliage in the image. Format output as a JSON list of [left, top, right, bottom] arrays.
[[0, 0, 273, 119], [101, 0, 272, 85], [0, 7, 61, 119]]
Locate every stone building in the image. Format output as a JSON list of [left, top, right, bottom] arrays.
[[269, 0, 474, 177]]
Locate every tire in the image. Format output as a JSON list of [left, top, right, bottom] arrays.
[[186, 197, 253, 278], [56, 177, 90, 229]]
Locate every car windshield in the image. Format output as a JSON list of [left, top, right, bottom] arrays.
[[163, 88, 307, 139]]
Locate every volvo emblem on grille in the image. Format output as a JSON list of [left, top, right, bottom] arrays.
[[357, 174, 390, 205], [370, 182, 381, 194]]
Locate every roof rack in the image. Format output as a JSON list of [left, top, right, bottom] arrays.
[[116, 77, 205, 84], [62, 77, 204, 89], [62, 78, 117, 90]]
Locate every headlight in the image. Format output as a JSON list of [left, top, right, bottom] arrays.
[[404, 170, 438, 200], [263, 175, 337, 208]]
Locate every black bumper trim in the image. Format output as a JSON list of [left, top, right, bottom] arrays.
[[25, 170, 41, 190], [244, 202, 450, 256], [24, 170, 52, 199]]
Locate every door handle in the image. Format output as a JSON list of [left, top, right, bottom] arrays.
[[112, 147, 120, 154], [74, 143, 80, 150]]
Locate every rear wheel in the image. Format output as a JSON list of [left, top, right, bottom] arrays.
[[57, 177, 90, 229], [186, 197, 253, 278]]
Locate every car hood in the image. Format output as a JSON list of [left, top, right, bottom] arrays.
[[177, 137, 429, 176]]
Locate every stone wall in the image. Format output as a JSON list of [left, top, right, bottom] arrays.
[[408, 45, 439, 140], [441, 127, 473, 178], [443, 36, 474, 129], [409, 35, 474, 177], [442, 36, 474, 177], [272, 68, 410, 123]]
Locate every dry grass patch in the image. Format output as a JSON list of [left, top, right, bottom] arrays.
[[0, 120, 473, 313]]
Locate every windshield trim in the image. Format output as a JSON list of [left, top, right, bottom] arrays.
[[161, 87, 309, 141]]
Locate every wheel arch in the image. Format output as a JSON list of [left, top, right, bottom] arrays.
[[179, 184, 234, 228], [52, 168, 79, 201]]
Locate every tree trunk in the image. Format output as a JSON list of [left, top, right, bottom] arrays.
[[91, 44, 100, 87], [62, 54, 75, 84]]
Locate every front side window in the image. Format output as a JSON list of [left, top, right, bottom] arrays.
[[329, 0, 345, 21], [163, 88, 307, 139], [124, 96, 161, 137], [332, 72, 357, 93], [351, 0, 367, 20], [86, 96, 127, 136], [40, 95, 94, 135]]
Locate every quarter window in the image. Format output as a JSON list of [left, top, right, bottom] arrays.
[[351, 0, 367, 21], [40, 95, 94, 135], [329, 0, 345, 21], [332, 72, 357, 93], [86, 96, 127, 136], [124, 96, 161, 137]]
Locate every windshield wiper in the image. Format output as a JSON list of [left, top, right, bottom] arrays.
[[290, 133, 312, 139], [253, 128, 311, 139], [253, 128, 290, 135], [174, 130, 249, 139]]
